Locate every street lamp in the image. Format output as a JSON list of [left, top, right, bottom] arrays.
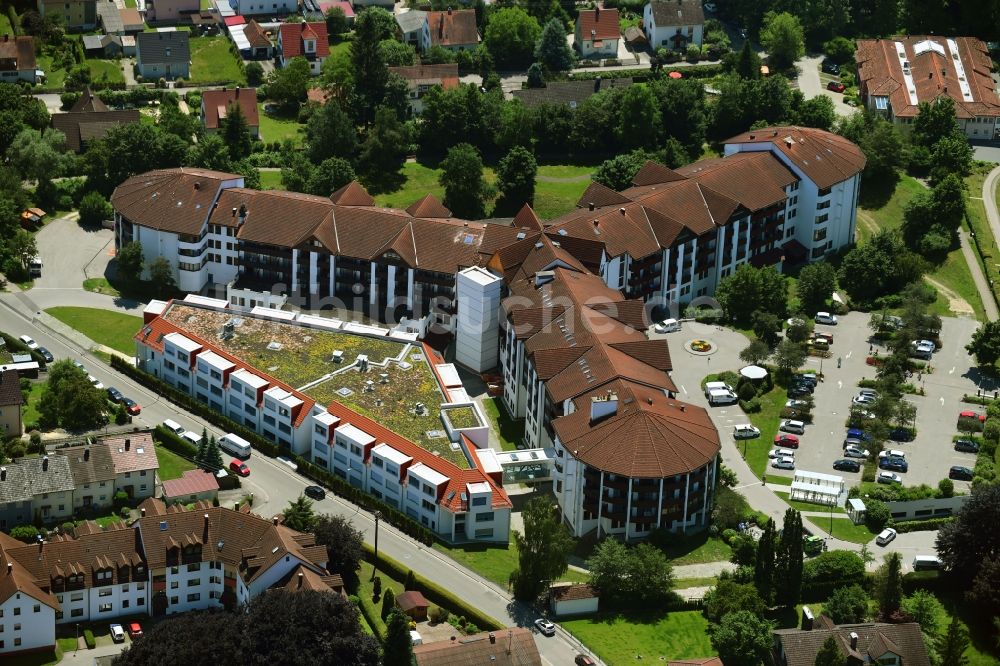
[[370, 510, 383, 581]]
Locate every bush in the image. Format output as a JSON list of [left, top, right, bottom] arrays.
[[113, 490, 129, 509], [79, 191, 112, 227], [864, 499, 891, 532], [10, 525, 40, 543], [739, 398, 762, 413], [893, 517, 953, 533], [61, 521, 75, 533], [803, 550, 865, 600], [721, 528, 737, 544], [937, 478, 954, 498], [83, 629, 95, 649], [737, 382, 757, 401]]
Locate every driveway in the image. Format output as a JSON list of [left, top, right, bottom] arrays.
[[796, 55, 854, 118]]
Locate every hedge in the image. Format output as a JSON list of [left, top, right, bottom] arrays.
[[152, 425, 199, 459], [567, 63, 724, 83], [355, 589, 386, 641], [111, 356, 437, 545], [83, 629, 95, 649], [364, 544, 503, 634], [893, 517, 953, 533]]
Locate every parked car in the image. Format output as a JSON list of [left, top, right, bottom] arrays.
[[276, 456, 298, 471], [18, 334, 38, 349], [793, 373, 818, 387], [958, 410, 986, 423], [780, 419, 806, 434], [843, 437, 864, 449], [229, 459, 250, 477], [122, 397, 141, 415], [575, 656, 597, 666], [774, 433, 800, 448], [769, 447, 797, 459], [879, 456, 909, 473], [821, 60, 840, 74], [889, 427, 914, 442], [844, 445, 870, 459], [110, 624, 125, 643], [734, 424, 761, 439], [827, 81, 846, 93], [876, 527, 897, 546], [785, 399, 810, 409], [36, 347, 53, 363], [653, 318, 681, 333], [127, 623, 143, 640], [535, 618, 556, 636], [833, 458, 861, 472], [788, 384, 813, 398], [911, 339, 935, 359], [815, 312, 838, 325], [771, 456, 795, 470], [846, 428, 872, 442], [814, 332, 834, 345], [786, 317, 806, 328], [955, 439, 980, 453], [852, 394, 876, 406], [304, 485, 326, 500], [877, 471, 903, 485], [72, 360, 85, 370], [106, 387, 124, 403], [857, 389, 878, 399], [949, 465, 974, 480], [878, 449, 906, 459], [88, 375, 104, 390]]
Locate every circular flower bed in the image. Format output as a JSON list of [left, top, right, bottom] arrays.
[[690, 340, 713, 353]]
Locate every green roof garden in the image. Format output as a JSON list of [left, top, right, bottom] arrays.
[[442, 405, 481, 430]]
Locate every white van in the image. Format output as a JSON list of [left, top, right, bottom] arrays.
[[912, 555, 942, 570], [654, 318, 681, 333], [219, 433, 252, 459], [162, 419, 185, 436], [708, 389, 738, 406], [182, 431, 203, 447], [704, 381, 734, 397], [29, 256, 42, 278]]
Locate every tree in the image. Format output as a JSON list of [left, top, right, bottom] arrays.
[[759, 12, 805, 71], [796, 262, 836, 314], [148, 257, 176, 298], [731, 40, 761, 79], [814, 635, 842, 666], [484, 8, 542, 70], [357, 106, 405, 191], [494, 146, 537, 215], [902, 590, 945, 637], [246, 62, 264, 86], [803, 550, 866, 590], [350, 7, 396, 122], [587, 540, 674, 604], [876, 552, 903, 619], [823, 36, 855, 64], [651, 77, 708, 160], [913, 97, 961, 149], [526, 62, 544, 87], [936, 485, 1000, 586], [202, 436, 223, 471], [266, 57, 312, 110], [593, 150, 654, 191], [704, 578, 766, 623], [195, 434, 209, 468], [824, 584, 870, 624], [379, 39, 415, 67], [774, 509, 803, 606], [439, 143, 490, 220], [774, 339, 806, 375], [864, 498, 891, 532], [79, 191, 112, 227], [418, 84, 503, 154], [936, 616, 970, 666], [616, 86, 661, 151], [739, 339, 771, 366], [752, 310, 783, 347], [325, 6, 348, 35], [312, 514, 364, 575], [966, 320, 1000, 367], [186, 133, 233, 172], [8, 229, 37, 273], [937, 478, 955, 499], [37, 360, 107, 431], [306, 100, 357, 163], [307, 157, 356, 197], [221, 102, 254, 161], [9, 128, 70, 187], [535, 18, 573, 73], [112, 609, 245, 666], [380, 586, 394, 619], [794, 95, 836, 131], [282, 495, 316, 532], [158, 101, 198, 143], [709, 610, 773, 666], [968, 556, 1000, 617], [716, 264, 787, 324], [754, 518, 776, 604], [383, 608, 414, 666], [85, 123, 186, 196], [838, 230, 925, 305], [510, 497, 574, 600]]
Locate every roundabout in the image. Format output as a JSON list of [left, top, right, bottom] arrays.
[[685, 339, 717, 356]]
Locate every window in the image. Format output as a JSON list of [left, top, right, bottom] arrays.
[[137, 597, 145, 605], [170, 596, 179, 606], [32, 605, 39, 613], [13, 624, 19, 631], [187, 593, 201, 602], [99, 589, 112, 597], [71, 608, 84, 617], [122, 599, 129, 609], [170, 582, 179, 589], [70, 593, 83, 602], [813, 228, 827, 243], [475, 528, 494, 538], [187, 579, 200, 587], [12, 608, 19, 616], [188, 563, 201, 572], [475, 512, 495, 522], [99, 603, 112, 612]]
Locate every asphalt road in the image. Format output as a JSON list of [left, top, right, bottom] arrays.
[[0, 293, 596, 666]]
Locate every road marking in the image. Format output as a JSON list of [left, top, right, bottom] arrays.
[[680, 384, 687, 394], [949, 367, 955, 374], [845, 351, 852, 359], [837, 380, 843, 389], [940, 397, 945, 407]]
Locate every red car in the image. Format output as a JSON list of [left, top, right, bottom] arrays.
[[827, 81, 846, 93], [127, 622, 143, 640], [230, 459, 250, 477], [774, 433, 800, 448], [122, 397, 141, 415], [958, 410, 986, 422]]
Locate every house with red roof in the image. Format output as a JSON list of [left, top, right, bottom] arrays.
[[575, 6, 620, 58], [162, 469, 220, 505], [388, 63, 460, 115], [278, 21, 329, 74], [200, 87, 260, 137]]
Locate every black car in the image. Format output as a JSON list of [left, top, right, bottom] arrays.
[[303, 485, 326, 501], [833, 459, 861, 472], [792, 374, 818, 387], [822, 60, 840, 74], [879, 456, 909, 473], [36, 347, 54, 363], [106, 387, 124, 403], [949, 466, 974, 481], [954, 439, 980, 453], [888, 427, 914, 442]]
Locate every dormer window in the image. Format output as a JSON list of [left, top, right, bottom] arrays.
[[304, 39, 315, 53]]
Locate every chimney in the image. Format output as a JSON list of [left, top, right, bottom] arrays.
[[84, 448, 90, 461], [680, 404, 686, 412], [6, 562, 11, 575], [928, 72, 933, 79], [849, 632, 859, 649], [42, 456, 49, 471], [489, 632, 496, 644], [194, 181, 201, 190], [590, 391, 619, 422], [297, 572, 304, 588], [141, 508, 146, 517], [619, 207, 626, 215], [273, 516, 279, 525], [588, 202, 595, 211], [594, 5, 599, 19], [232, 207, 238, 217], [125, 438, 130, 451]]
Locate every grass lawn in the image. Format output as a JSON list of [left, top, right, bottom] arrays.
[[34, 54, 67, 90], [154, 444, 197, 481], [23, 382, 45, 428], [432, 540, 587, 589], [257, 102, 304, 145], [562, 610, 714, 665], [0, 12, 13, 35], [674, 576, 718, 589], [805, 516, 876, 544], [774, 491, 845, 514], [188, 36, 245, 85], [329, 39, 351, 59], [481, 396, 524, 451], [659, 533, 732, 566], [94, 514, 124, 528], [45, 307, 142, 355], [86, 58, 125, 85], [82, 277, 122, 298], [741, 379, 791, 478], [259, 169, 283, 190]]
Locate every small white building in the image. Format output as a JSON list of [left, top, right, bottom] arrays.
[[789, 470, 845, 507], [643, 0, 704, 51], [550, 583, 599, 617]]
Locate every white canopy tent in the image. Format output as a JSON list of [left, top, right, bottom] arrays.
[[790, 470, 845, 507]]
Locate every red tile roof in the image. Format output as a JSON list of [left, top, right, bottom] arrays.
[[244, 20, 273, 50], [279, 21, 330, 60], [425, 9, 479, 48], [110, 168, 240, 236], [396, 589, 430, 611], [202, 87, 260, 130], [388, 63, 461, 90], [162, 469, 220, 498], [0, 35, 36, 70], [577, 8, 620, 41]]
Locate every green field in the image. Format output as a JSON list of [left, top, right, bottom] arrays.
[[562, 610, 714, 665], [740, 379, 792, 478], [22, 382, 45, 428], [259, 169, 283, 190], [481, 396, 524, 451], [154, 444, 197, 481], [188, 36, 245, 85], [257, 103, 304, 144], [806, 516, 877, 544], [86, 58, 126, 85], [45, 307, 142, 355], [432, 540, 587, 588]]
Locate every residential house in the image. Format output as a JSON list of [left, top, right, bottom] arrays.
[[388, 63, 460, 115], [575, 7, 620, 59], [201, 87, 260, 137], [234, 0, 295, 16], [317, 0, 354, 26], [420, 9, 479, 53], [97, 0, 124, 34], [161, 470, 219, 505], [136, 31, 191, 80], [413, 628, 541, 666], [103, 434, 157, 502], [36, 0, 97, 30], [773, 616, 931, 666], [119, 8, 145, 32], [396, 10, 426, 46], [278, 22, 329, 75], [0, 369, 22, 438], [643, 0, 704, 51], [0, 456, 75, 529], [511, 77, 632, 108], [855, 36, 1000, 139], [58, 444, 117, 513], [0, 532, 59, 656], [242, 20, 273, 59], [144, 0, 199, 22], [82, 34, 121, 57], [0, 35, 40, 84], [51, 88, 140, 152]]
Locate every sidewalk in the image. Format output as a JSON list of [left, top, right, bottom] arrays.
[[958, 229, 998, 321]]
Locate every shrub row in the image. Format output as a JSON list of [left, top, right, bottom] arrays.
[[111, 356, 436, 545], [0, 331, 48, 367], [567, 63, 723, 83], [354, 590, 386, 641], [83, 629, 95, 649], [363, 544, 503, 634], [961, 394, 993, 406], [151, 425, 199, 458], [893, 517, 953, 533]]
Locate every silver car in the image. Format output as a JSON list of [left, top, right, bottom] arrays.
[[844, 445, 870, 459]]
